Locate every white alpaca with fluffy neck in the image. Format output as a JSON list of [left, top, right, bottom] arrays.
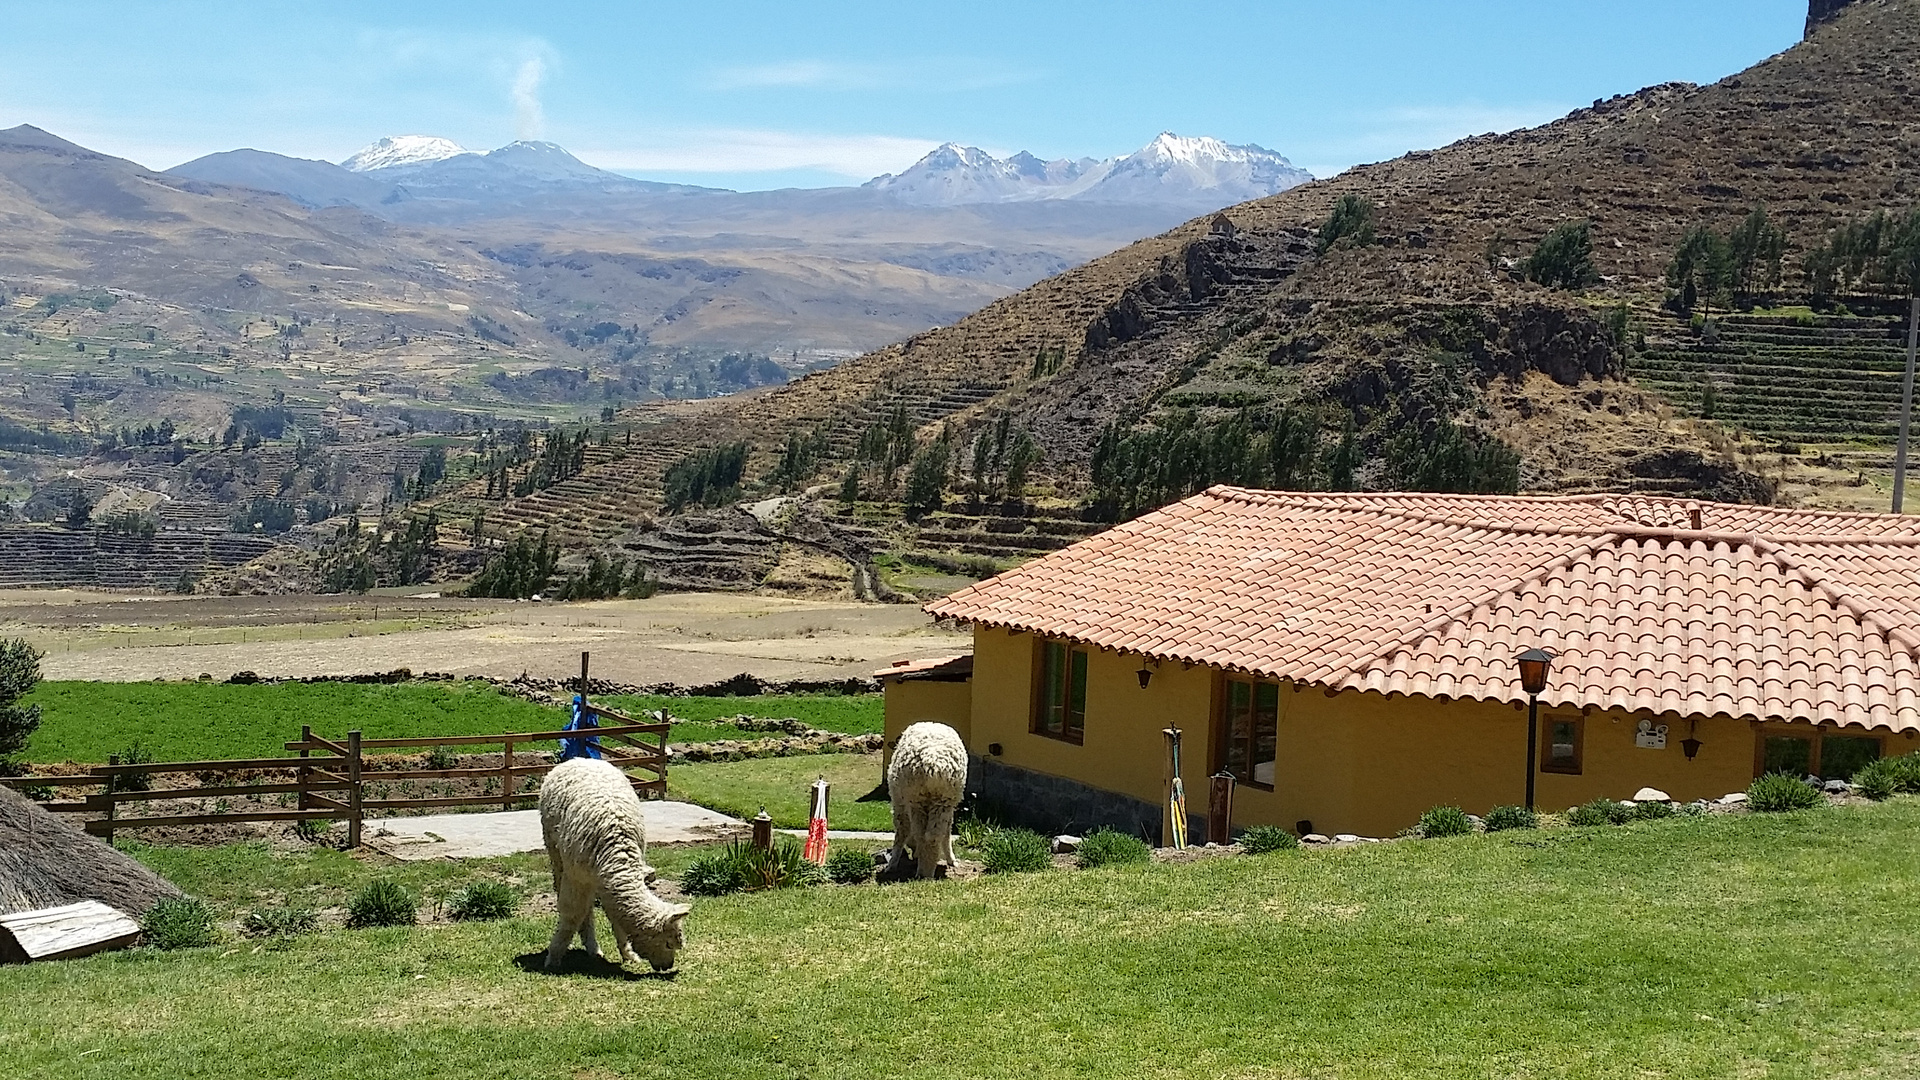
[[539, 758, 689, 972], [885, 721, 968, 879]]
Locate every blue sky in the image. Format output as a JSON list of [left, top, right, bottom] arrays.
[[0, 1, 1809, 190]]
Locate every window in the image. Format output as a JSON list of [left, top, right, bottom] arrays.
[[1033, 639, 1087, 742], [1220, 678, 1279, 788], [1756, 727, 1882, 780], [1541, 715, 1583, 774]]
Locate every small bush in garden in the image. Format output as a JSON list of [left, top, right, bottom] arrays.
[[1748, 772, 1823, 813], [1853, 753, 1920, 801], [1075, 828, 1151, 869], [346, 879, 417, 928], [1239, 824, 1300, 853], [1418, 805, 1474, 838], [142, 896, 216, 950], [447, 880, 518, 921], [241, 906, 318, 938], [981, 828, 1052, 874], [1632, 800, 1677, 821], [681, 846, 747, 897], [293, 817, 335, 844], [1566, 798, 1633, 827], [825, 844, 876, 885], [425, 745, 459, 771], [109, 740, 155, 794], [1483, 804, 1538, 832], [955, 813, 1002, 853]]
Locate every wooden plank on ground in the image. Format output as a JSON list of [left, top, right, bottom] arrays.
[[0, 901, 141, 963]]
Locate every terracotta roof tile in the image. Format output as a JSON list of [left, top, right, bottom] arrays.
[[924, 487, 1920, 733]]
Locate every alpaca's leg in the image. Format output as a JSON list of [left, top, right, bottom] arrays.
[[577, 885, 602, 960], [910, 802, 937, 879], [546, 867, 591, 970], [931, 802, 958, 871], [885, 788, 911, 876]]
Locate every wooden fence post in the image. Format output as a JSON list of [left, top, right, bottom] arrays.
[[751, 808, 773, 851], [501, 738, 514, 811], [99, 754, 119, 843], [298, 724, 312, 811], [579, 651, 590, 702], [1207, 770, 1235, 847], [347, 730, 363, 849]]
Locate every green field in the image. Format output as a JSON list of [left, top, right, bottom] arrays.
[[5, 801, 1920, 1078], [21, 682, 884, 764], [667, 753, 892, 831]]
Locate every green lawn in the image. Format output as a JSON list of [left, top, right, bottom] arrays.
[[667, 753, 891, 831], [21, 682, 882, 764], [5, 801, 1920, 1077], [22, 680, 566, 763]]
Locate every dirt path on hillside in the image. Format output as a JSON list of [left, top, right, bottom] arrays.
[[0, 590, 968, 685]]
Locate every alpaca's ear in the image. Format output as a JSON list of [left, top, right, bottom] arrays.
[[669, 904, 691, 921]]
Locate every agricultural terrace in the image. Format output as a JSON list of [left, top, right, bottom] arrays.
[[4, 800, 1920, 1078]]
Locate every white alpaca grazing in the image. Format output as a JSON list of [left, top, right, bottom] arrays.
[[539, 757, 690, 972], [885, 721, 968, 880]]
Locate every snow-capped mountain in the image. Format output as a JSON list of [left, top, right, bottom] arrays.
[[865, 133, 1312, 210], [341, 135, 471, 173]]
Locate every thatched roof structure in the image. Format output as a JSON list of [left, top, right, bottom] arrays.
[[0, 785, 181, 917]]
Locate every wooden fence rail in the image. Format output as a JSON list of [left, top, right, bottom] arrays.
[[0, 706, 670, 847]]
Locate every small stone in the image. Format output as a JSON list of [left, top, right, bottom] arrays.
[[1632, 787, 1671, 803], [1334, 833, 1360, 843], [1051, 834, 1081, 854], [1718, 792, 1749, 805], [1465, 814, 1483, 825], [1302, 833, 1330, 844]]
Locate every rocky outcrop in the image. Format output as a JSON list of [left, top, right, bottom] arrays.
[[1807, 0, 1861, 36]]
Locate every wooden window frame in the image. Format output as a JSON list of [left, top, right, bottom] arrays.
[[1752, 723, 1884, 779], [1030, 638, 1087, 745], [1540, 713, 1584, 775], [1215, 674, 1279, 791]]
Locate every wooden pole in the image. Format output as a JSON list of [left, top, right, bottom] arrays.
[[501, 738, 514, 810], [1161, 726, 1187, 849], [298, 724, 311, 811], [579, 651, 590, 701], [751, 807, 773, 851], [1207, 770, 1235, 846], [347, 730, 363, 849], [1897, 296, 1920, 513]]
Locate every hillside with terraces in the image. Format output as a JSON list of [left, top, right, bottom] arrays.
[[425, 0, 1920, 596]]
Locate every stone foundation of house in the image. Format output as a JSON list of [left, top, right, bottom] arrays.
[[969, 756, 1205, 841]]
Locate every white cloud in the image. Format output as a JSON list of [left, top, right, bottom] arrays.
[[704, 58, 1036, 94], [512, 57, 545, 140], [1293, 100, 1575, 178], [576, 129, 942, 179]]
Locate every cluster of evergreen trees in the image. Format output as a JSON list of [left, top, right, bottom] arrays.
[[1804, 208, 1920, 305], [463, 531, 559, 599], [315, 513, 441, 594], [662, 441, 750, 512], [1665, 207, 1790, 314], [768, 429, 828, 493], [482, 427, 591, 499], [553, 551, 657, 601]]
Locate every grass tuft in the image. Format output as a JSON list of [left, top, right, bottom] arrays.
[[446, 880, 518, 921], [1074, 828, 1151, 869], [825, 844, 877, 885], [346, 879, 417, 928], [141, 896, 216, 950], [982, 828, 1052, 874], [1566, 798, 1634, 827], [1418, 805, 1474, 838], [1239, 824, 1300, 853], [1482, 804, 1538, 832], [240, 905, 318, 938], [1748, 772, 1824, 813]]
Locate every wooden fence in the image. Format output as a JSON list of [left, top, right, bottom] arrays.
[[0, 703, 669, 848]]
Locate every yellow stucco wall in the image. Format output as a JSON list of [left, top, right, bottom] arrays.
[[967, 628, 1216, 815], [881, 678, 973, 769], [955, 626, 1916, 839]]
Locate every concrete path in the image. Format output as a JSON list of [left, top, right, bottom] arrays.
[[367, 801, 747, 861]]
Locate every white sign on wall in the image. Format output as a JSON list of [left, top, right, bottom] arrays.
[[1634, 718, 1669, 750]]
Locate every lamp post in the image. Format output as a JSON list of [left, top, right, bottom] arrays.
[[1516, 648, 1555, 811]]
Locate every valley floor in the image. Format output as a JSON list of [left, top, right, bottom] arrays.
[[0, 589, 966, 685], [3, 800, 1918, 1078]]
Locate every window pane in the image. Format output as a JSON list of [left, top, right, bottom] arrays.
[[1252, 682, 1279, 786], [1820, 735, 1881, 780], [1041, 642, 1065, 734], [1066, 650, 1088, 736], [1225, 681, 1251, 780], [1547, 720, 1579, 770], [1763, 735, 1813, 776]]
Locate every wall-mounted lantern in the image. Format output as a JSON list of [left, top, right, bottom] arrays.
[[1136, 657, 1159, 689], [1681, 718, 1703, 761]]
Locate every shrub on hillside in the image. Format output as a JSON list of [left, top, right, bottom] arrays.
[[142, 897, 217, 950], [1482, 804, 1538, 832], [1418, 805, 1474, 838], [825, 845, 877, 885], [1525, 220, 1599, 290], [1239, 824, 1300, 854], [241, 905, 319, 938], [1075, 828, 1151, 869], [346, 879, 417, 928], [1566, 798, 1634, 827], [1748, 773, 1823, 813], [1316, 194, 1377, 254], [447, 880, 518, 921], [981, 828, 1053, 874]]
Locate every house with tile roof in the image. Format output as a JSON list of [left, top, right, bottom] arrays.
[[896, 486, 1920, 838]]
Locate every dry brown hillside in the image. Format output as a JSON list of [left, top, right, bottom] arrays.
[[447, 0, 1920, 571]]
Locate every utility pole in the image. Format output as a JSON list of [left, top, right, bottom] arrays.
[[1897, 296, 1920, 513]]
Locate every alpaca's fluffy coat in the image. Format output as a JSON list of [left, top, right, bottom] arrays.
[[885, 721, 968, 879], [539, 758, 689, 971]]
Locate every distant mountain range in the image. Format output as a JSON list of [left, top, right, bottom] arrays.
[[864, 133, 1313, 208], [165, 131, 1310, 218]]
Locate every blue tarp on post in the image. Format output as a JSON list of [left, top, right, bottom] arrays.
[[558, 694, 601, 761]]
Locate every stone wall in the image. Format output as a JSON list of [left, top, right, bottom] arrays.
[[970, 756, 1204, 841]]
